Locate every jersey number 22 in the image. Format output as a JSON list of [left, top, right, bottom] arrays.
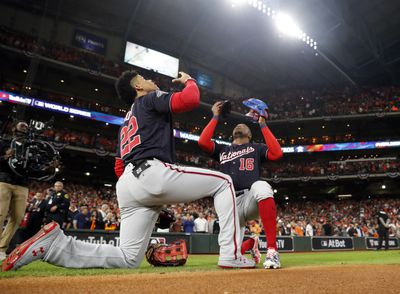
[[120, 116, 141, 158]]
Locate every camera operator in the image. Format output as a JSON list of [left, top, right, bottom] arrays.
[[0, 121, 29, 261], [44, 181, 70, 228]]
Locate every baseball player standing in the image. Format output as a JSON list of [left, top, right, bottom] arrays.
[[198, 101, 283, 269], [2, 71, 254, 271]]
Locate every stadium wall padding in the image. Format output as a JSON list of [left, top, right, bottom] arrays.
[[9, 229, 399, 254], [55, 230, 400, 253]]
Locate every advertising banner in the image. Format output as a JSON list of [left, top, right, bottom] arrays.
[[244, 236, 294, 252], [65, 230, 191, 249], [365, 237, 399, 250], [312, 237, 353, 251]]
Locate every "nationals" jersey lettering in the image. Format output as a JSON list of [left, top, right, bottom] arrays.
[[220, 146, 255, 164]]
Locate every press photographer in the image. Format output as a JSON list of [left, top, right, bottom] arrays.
[[7, 118, 60, 182], [0, 121, 30, 261], [1, 117, 61, 259]]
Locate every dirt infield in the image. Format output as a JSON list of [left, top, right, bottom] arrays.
[[1, 264, 399, 294]]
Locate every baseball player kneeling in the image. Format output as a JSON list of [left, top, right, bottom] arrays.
[[198, 101, 283, 269], [3, 72, 254, 271]]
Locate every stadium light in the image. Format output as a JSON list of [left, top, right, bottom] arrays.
[[230, 0, 247, 8], [381, 185, 386, 189], [229, 1, 319, 50], [275, 13, 302, 38]]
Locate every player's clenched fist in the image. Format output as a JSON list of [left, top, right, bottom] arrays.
[[212, 101, 224, 116], [172, 71, 193, 85]]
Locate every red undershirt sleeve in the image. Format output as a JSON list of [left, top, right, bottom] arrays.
[[260, 123, 283, 161], [198, 116, 218, 154], [170, 80, 200, 113], [114, 158, 124, 178]]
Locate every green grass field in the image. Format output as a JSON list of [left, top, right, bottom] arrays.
[[1, 250, 399, 279]]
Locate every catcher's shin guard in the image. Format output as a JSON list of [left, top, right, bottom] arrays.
[[146, 239, 188, 266]]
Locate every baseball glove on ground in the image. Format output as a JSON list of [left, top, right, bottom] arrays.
[[146, 239, 188, 267]]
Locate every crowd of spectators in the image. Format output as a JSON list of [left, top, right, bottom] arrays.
[[3, 116, 398, 178], [23, 181, 400, 239], [176, 151, 400, 179], [263, 158, 400, 178], [2, 25, 400, 239], [1, 25, 400, 122], [1, 110, 398, 178], [277, 198, 400, 238], [0, 25, 125, 77], [0, 80, 126, 117], [219, 86, 400, 120], [161, 149, 400, 179], [26, 181, 120, 231], [41, 128, 116, 152]]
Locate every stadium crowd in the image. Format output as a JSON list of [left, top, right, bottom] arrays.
[[176, 150, 400, 178], [1, 25, 400, 121], [1, 25, 400, 242], [20, 181, 400, 239], [1, 116, 398, 178], [263, 158, 400, 178]]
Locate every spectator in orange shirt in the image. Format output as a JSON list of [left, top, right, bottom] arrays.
[[295, 222, 304, 236]]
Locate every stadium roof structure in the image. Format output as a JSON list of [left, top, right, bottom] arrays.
[[5, 0, 400, 93]]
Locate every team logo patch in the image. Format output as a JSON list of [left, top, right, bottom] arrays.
[[220, 146, 255, 164], [156, 90, 168, 97]]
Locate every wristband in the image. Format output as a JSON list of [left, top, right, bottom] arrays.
[[184, 78, 196, 84], [259, 122, 267, 128]]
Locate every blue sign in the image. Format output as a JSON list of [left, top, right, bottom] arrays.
[[190, 69, 213, 89], [72, 29, 107, 55]]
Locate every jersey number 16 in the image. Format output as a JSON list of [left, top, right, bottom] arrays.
[[239, 158, 254, 171], [120, 116, 141, 158]]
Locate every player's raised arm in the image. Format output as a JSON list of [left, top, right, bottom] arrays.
[[258, 116, 283, 161], [170, 72, 200, 113], [198, 101, 224, 154]]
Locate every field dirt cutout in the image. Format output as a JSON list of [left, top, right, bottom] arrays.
[[1, 264, 399, 293]]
